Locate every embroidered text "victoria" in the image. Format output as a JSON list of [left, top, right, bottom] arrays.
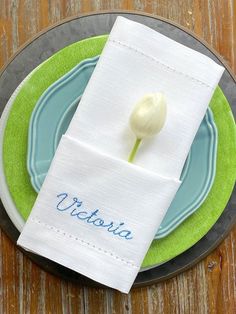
[[56, 193, 133, 240]]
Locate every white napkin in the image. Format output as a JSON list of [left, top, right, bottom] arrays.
[[17, 16, 224, 293]]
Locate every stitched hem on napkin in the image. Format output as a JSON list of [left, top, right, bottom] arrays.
[[17, 217, 139, 293], [108, 16, 224, 89]]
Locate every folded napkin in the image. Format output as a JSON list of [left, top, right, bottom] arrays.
[[17, 16, 224, 293]]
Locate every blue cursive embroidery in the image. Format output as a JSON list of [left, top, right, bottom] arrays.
[[56, 193, 133, 240]]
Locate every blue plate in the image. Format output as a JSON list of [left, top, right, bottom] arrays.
[[27, 56, 218, 239]]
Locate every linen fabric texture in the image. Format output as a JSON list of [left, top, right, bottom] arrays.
[[17, 16, 224, 293]]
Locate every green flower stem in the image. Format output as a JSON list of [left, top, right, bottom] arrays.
[[128, 138, 142, 163]]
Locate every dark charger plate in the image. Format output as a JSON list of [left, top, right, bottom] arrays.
[[0, 11, 235, 289]]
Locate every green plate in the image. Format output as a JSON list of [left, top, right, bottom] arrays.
[[2, 35, 236, 268]]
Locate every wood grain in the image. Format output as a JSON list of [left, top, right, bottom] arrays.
[[0, 1, 235, 313]]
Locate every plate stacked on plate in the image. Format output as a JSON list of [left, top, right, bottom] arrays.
[[0, 13, 235, 285]]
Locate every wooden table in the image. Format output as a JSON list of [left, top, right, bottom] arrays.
[[0, 1, 235, 313]]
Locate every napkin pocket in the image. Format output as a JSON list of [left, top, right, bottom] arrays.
[[18, 135, 181, 293]]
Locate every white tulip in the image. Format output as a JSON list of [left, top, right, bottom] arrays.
[[128, 93, 167, 162], [130, 93, 167, 139]]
